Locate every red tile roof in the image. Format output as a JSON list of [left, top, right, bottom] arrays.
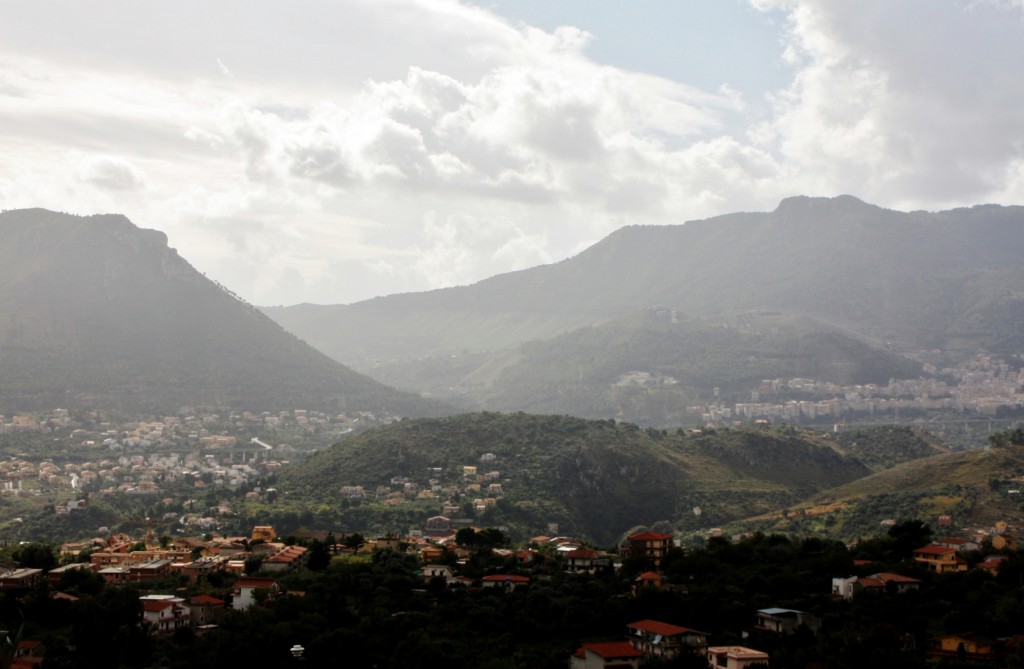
[[481, 574, 530, 583], [190, 594, 225, 605], [627, 619, 701, 636], [581, 641, 643, 659], [914, 545, 956, 556], [628, 531, 673, 541], [142, 599, 173, 612], [873, 572, 922, 583]]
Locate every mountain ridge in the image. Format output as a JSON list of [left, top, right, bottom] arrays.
[[0, 208, 449, 416], [264, 195, 1024, 371]]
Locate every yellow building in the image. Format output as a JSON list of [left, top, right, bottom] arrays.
[[251, 525, 277, 542]]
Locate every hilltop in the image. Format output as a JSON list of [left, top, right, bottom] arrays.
[[732, 434, 1024, 541], [0, 208, 448, 416], [278, 412, 874, 545]]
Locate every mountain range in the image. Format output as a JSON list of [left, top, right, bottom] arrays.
[[264, 195, 1024, 421], [0, 208, 448, 416]]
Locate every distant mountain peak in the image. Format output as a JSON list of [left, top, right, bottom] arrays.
[[0, 207, 447, 416], [773, 194, 873, 214]]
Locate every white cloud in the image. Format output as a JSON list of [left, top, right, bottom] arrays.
[[753, 0, 1024, 207], [77, 155, 146, 191], [0, 0, 1022, 305]]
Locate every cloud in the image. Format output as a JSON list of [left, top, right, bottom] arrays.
[[77, 156, 145, 191], [753, 0, 1024, 207], [0, 1, 1022, 306]]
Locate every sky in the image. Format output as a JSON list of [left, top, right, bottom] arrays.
[[1, 1, 1023, 306]]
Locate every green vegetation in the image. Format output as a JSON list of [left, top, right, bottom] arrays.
[[276, 413, 871, 545], [440, 310, 922, 426], [834, 426, 947, 471], [3, 528, 1023, 668]]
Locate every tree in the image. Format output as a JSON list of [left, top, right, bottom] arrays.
[[887, 519, 932, 558], [244, 556, 264, 575], [306, 540, 331, 571], [12, 543, 56, 571]]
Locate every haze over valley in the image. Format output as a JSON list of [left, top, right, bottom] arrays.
[[2, 3, 1024, 666]]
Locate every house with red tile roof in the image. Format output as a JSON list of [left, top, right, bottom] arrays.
[[913, 544, 968, 573], [633, 571, 663, 596], [565, 547, 613, 574], [140, 596, 188, 635], [626, 619, 708, 658], [189, 594, 225, 626], [626, 531, 674, 568], [231, 576, 282, 610], [832, 572, 922, 598], [570, 641, 642, 669], [480, 574, 529, 592], [262, 545, 308, 572], [976, 555, 1007, 575], [936, 536, 980, 552]]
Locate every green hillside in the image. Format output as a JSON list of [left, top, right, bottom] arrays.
[[0, 208, 449, 416], [278, 412, 872, 545], [452, 310, 922, 425], [359, 309, 921, 427], [732, 435, 1024, 541]]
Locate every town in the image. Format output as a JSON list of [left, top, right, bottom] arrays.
[[0, 517, 1020, 668], [689, 354, 1024, 432]]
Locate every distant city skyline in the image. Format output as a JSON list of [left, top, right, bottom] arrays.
[[1, 0, 1023, 305]]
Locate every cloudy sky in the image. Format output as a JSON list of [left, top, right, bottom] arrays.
[[2, 0, 1023, 306]]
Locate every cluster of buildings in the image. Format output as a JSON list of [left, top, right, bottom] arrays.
[[0, 406, 393, 535], [0, 405, 378, 438], [336, 454, 508, 517], [692, 354, 1024, 426], [0, 517, 1018, 667]]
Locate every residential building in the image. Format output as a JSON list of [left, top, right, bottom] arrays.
[[832, 572, 921, 598], [231, 576, 282, 610], [913, 545, 968, 573], [570, 641, 643, 669], [754, 608, 822, 634], [0, 568, 43, 589], [140, 596, 188, 634], [251, 525, 276, 542], [480, 574, 529, 592], [564, 547, 612, 574], [633, 571, 663, 595], [706, 646, 770, 669], [420, 565, 455, 583], [129, 559, 173, 582], [928, 633, 997, 662], [47, 562, 96, 585], [625, 619, 707, 659], [188, 595, 225, 626], [626, 531, 674, 568], [262, 545, 309, 572]]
